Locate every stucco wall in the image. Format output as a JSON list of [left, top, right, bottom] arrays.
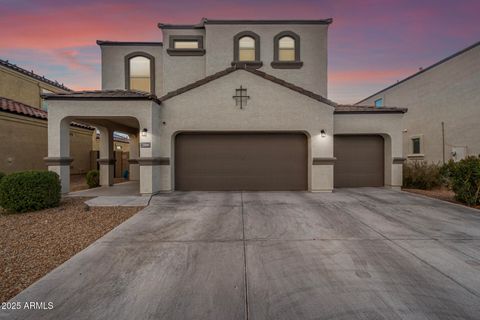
[[160, 69, 334, 191], [359, 44, 480, 163], [0, 112, 93, 175], [0, 66, 69, 108], [204, 24, 328, 97], [334, 113, 405, 188], [99, 23, 329, 98], [162, 29, 207, 94], [100, 45, 164, 95]]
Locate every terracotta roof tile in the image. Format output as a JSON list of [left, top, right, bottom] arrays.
[[42, 90, 162, 105], [0, 97, 94, 129]]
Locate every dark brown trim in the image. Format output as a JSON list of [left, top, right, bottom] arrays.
[[128, 158, 139, 164], [313, 157, 336, 165], [97, 158, 116, 165], [167, 49, 206, 56], [271, 61, 304, 69], [167, 35, 206, 56], [231, 61, 263, 69], [233, 31, 261, 65], [97, 40, 163, 46], [357, 40, 480, 104], [137, 157, 170, 166], [44, 157, 73, 166], [125, 52, 156, 94], [169, 35, 204, 49], [393, 157, 406, 164], [272, 31, 302, 68], [334, 110, 407, 114], [204, 19, 333, 25], [158, 23, 204, 29]]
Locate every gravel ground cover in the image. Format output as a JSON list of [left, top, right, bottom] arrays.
[[0, 197, 143, 302], [403, 187, 480, 210]]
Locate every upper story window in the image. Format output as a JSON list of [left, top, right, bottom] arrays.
[[278, 36, 295, 61], [272, 31, 302, 69], [173, 40, 199, 49], [374, 98, 383, 108], [239, 36, 256, 61], [233, 31, 262, 68], [125, 52, 155, 93], [167, 35, 205, 56]]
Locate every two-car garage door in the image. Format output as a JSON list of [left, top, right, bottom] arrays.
[[174, 133, 384, 190], [175, 132, 308, 191]]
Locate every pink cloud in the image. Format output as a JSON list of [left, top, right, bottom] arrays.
[[330, 68, 413, 85]]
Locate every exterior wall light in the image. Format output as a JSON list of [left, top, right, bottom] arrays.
[[142, 128, 148, 137], [321, 129, 326, 138]]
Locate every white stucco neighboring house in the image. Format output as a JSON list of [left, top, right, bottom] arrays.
[[43, 18, 407, 194], [357, 41, 480, 164]]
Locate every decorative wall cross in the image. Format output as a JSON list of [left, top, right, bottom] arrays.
[[233, 86, 250, 109]]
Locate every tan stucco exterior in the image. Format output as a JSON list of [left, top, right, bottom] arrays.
[[0, 112, 92, 175], [0, 64, 69, 109], [100, 22, 329, 97], [46, 19, 405, 194], [358, 43, 480, 163], [0, 62, 94, 175]]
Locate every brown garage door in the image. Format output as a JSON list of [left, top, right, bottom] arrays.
[[334, 135, 384, 187], [175, 132, 307, 191]]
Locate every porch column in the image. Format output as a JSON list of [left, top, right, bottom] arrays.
[[97, 127, 114, 186], [128, 134, 140, 181], [44, 117, 72, 194]]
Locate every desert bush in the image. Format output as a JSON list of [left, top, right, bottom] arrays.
[[403, 161, 442, 190], [86, 170, 100, 188], [0, 171, 61, 213], [448, 156, 480, 206]]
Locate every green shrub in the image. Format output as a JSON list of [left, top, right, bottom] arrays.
[[439, 159, 457, 187], [448, 156, 480, 206], [0, 171, 61, 213], [403, 161, 442, 190], [86, 170, 100, 188], [0, 172, 5, 181]]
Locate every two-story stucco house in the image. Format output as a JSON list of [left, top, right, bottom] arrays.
[[43, 18, 407, 194], [357, 41, 480, 164]]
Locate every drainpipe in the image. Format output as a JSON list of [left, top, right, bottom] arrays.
[[441, 121, 445, 164]]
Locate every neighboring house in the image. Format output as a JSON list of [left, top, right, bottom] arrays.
[[357, 41, 480, 163], [43, 18, 407, 194], [0, 59, 94, 175]]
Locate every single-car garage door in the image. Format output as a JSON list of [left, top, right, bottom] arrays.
[[334, 135, 384, 187], [175, 132, 307, 191]]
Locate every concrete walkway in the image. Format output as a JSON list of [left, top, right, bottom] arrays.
[[2, 188, 480, 319], [68, 181, 150, 207], [68, 181, 140, 197]]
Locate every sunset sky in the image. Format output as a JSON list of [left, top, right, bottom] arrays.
[[1, 0, 479, 103]]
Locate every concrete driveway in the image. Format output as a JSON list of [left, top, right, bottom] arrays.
[[2, 188, 480, 319]]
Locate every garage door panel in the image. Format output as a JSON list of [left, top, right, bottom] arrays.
[[334, 135, 384, 188], [175, 133, 307, 191]]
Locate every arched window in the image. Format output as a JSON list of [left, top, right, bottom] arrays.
[[272, 31, 302, 69], [125, 52, 155, 93], [239, 36, 255, 61], [233, 31, 261, 67], [278, 36, 295, 61]]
